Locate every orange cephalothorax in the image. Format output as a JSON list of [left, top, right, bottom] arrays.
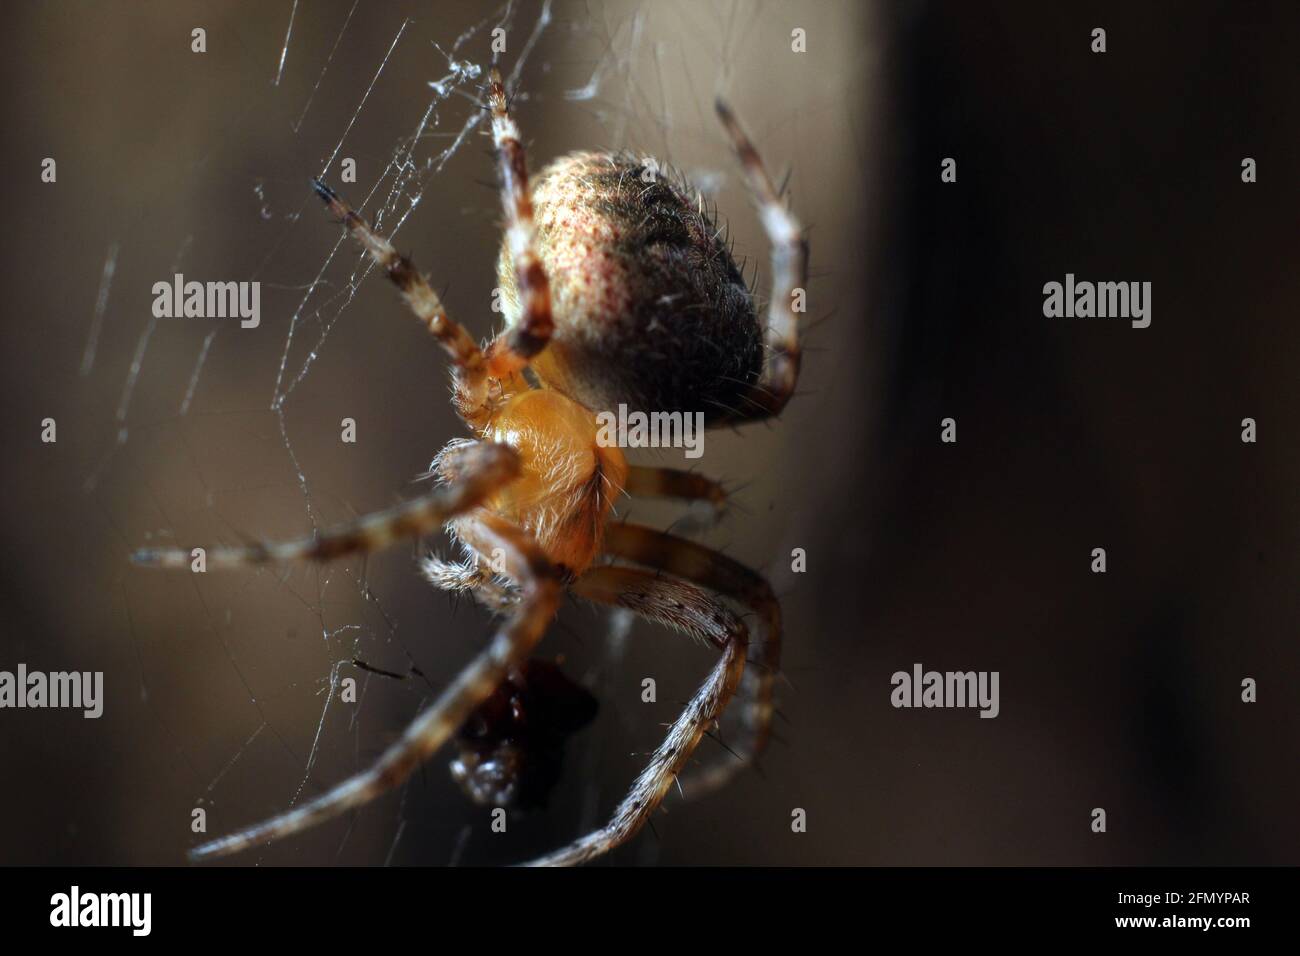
[[471, 388, 627, 576]]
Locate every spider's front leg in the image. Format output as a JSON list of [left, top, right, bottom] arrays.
[[309, 70, 556, 430], [187, 509, 563, 861], [483, 67, 555, 382], [310, 181, 504, 430], [131, 442, 519, 569]]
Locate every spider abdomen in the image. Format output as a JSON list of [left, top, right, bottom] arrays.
[[497, 152, 762, 423]]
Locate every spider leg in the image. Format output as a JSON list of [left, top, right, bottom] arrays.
[[713, 99, 808, 424], [483, 67, 555, 381], [188, 511, 562, 861], [131, 442, 520, 570], [420, 553, 518, 613], [310, 180, 499, 429], [602, 522, 781, 797], [521, 565, 748, 866], [623, 465, 730, 531]]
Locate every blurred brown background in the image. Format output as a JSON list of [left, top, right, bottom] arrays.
[[0, 0, 1296, 866]]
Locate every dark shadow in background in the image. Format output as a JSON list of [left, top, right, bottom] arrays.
[[842, 0, 1299, 863]]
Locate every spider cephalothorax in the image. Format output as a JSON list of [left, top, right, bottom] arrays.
[[496, 153, 763, 422], [134, 68, 805, 866]]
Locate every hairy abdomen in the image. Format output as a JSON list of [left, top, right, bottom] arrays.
[[496, 152, 763, 423]]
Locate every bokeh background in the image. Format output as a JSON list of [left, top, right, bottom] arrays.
[[0, 0, 1295, 866]]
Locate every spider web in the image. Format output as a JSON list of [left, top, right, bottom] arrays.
[[85, 0, 829, 865]]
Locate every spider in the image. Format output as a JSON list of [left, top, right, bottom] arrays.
[[132, 68, 806, 866]]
